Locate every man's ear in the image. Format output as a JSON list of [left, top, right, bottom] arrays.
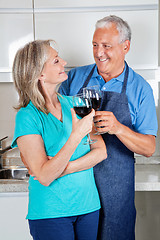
[[123, 40, 130, 53]]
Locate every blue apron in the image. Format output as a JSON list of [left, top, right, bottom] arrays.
[[78, 63, 136, 240]]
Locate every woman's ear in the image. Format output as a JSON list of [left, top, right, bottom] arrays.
[[38, 74, 45, 82]]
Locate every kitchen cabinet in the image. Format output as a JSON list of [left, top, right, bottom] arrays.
[[0, 192, 32, 240], [0, 0, 32, 9], [34, 0, 158, 8], [0, 13, 34, 82], [0, 0, 158, 82], [0, 14, 33, 69], [1, 163, 160, 240], [35, 9, 158, 69], [135, 192, 160, 240]]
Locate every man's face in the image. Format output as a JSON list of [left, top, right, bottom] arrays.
[[92, 24, 130, 80]]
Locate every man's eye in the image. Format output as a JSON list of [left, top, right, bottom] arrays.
[[54, 59, 59, 64], [104, 45, 111, 49], [93, 44, 98, 47]]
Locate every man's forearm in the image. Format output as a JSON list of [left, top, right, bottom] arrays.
[[116, 124, 156, 157]]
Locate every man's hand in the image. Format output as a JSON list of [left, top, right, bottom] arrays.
[[94, 111, 122, 135], [93, 111, 156, 157]]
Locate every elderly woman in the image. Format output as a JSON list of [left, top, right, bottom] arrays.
[[11, 40, 107, 240]]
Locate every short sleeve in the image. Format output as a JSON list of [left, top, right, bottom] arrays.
[[134, 88, 158, 136], [58, 80, 69, 95], [11, 108, 41, 148]]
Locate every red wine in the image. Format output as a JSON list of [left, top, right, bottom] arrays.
[[74, 106, 92, 118], [91, 97, 102, 110]]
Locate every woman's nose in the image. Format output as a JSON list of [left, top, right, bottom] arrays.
[[61, 58, 67, 66]]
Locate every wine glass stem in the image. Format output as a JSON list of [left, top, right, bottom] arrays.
[[87, 134, 91, 142]]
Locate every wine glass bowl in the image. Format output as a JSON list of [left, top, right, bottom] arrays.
[[73, 94, 92, 118], [83, 85, 102, 111], [72, 94, 97, 145], [83, 85, 105, 135]]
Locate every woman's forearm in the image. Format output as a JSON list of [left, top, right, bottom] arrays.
[[18, 132, 82, 186], [61, 147, 107, 177], [18, 110, 96, 186], [41, 133, 83, 185]]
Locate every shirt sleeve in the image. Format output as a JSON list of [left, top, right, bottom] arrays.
[[134, 87, 158, 136], [11, 109, 41, 148], [58, 80, 69, 95]]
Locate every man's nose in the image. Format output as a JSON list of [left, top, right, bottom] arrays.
[[96, 46, 105, 57]]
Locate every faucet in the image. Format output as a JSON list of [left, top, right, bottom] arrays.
[[0, 136, 12, 169]]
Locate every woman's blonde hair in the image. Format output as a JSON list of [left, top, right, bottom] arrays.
[[12, 39, 57, 114]]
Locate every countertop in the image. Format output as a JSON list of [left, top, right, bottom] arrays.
[[1, 164, 160, 193], [0, 179, 28, 193]]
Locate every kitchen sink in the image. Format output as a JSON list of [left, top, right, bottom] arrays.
[[0, 166, 29, 180]]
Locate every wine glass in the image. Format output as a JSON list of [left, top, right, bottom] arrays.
[[83, 85, 102, 111], [83, 85, 105, 135], [72, 94, 97, 145]]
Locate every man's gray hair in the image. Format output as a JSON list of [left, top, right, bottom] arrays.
[[95, 15, 131, 43]]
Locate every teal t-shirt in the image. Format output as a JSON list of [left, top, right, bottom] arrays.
[[12, 95, 100, 219]]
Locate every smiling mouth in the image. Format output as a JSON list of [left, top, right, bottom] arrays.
[[59, 71, 65, 74], [98, 58, 109, 62]]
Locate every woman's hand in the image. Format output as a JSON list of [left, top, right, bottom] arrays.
[[71, 108, 95, 141]]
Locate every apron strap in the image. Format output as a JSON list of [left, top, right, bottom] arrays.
[[77, 62, 129, 95], [77, 64, 96, 94], [121, 62, 129, 94]]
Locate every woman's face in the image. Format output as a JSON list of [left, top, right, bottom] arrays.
[[41, 46, 68, 85]]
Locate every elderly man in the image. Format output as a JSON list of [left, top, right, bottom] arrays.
[[59, 15, 158, 240]]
